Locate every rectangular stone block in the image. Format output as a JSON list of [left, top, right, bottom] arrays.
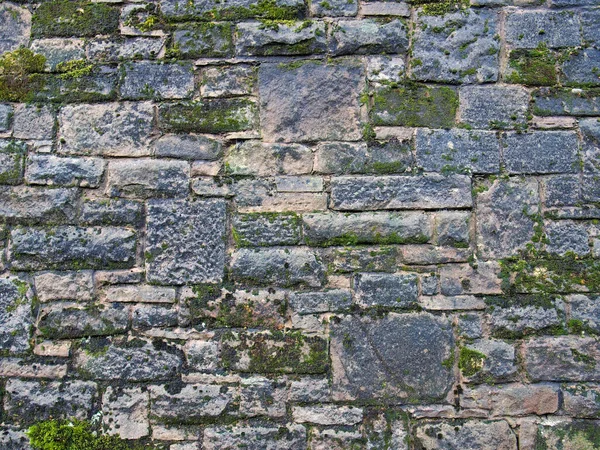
[[25, 154, 105, 188], [329, 19, 408, 56], [311, 0, 357, 16], [9, 226, 137, 270], [203, 425, 306, 450], [80, 198, 143, 226], [0, 141, 25, 186], [120, 61, 195, 100], [561, 48, 600, 87], [172, 23, 233, 58], [105, 159, 189, 199], [201, 65, 255, 98], [100, 285, 176, 303], [459, 339, 517, 383], [86, 37, 166, 62], [354, 272, 418, 308], [35, 67, 119, 103], [0, 277, 34, 354], [37, 304, 129, 339], [440, 262, 501, 296], [154, 134, 222, 161], [226, 141, 313, 176], [0, 186, 78, 224], [503, 131, 579, 174], [240, 377, 287, 418], [459, 85, 530, 129], [12, 104, 55, 141], [233, 212, 302, 246], [102, 386, 149, 440], [289, 289, 352, 314], [505, 11, 581, 48], [292, 405, 363, 425], [534, 88, 600, 117], [325, 245, 399, 274], [160, 0, 306, 21], [34, 271, 94, 302], [330, 174, 472, 210], [414, 420, 516, 449], [0, 3, 30, 54], [146, 199, 226, 285], [236, 21, 326, 56]]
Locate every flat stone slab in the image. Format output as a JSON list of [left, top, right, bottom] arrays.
[[0, 277, 33, 354]]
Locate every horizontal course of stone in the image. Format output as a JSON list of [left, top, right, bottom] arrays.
[[0, 0, 600, 448]]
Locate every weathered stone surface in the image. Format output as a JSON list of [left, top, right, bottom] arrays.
[[506, 10, 581, 48], [12, 104, 55, 141], [201, 65, 255, 98], [0, 4, 30, 53], [236, 21, 326, 56], [330, 174, 472, 210], [172, 24, 233, 58], [303, 211, 432, 246], [546, 221, 590, 256], [325, 245, 399, 273], [354, 272, 418, 308], [86, 37, 166, 62], [146, 199, 226, 285], [32, 0, 119, 38], [367, 55, 405, 83], [0, 105, 13, 132], [0, 358, 67, 378], [4, 379, 96, 425], [9, 226, 136, 270], [289, 377, 330, 402], [101, 285, 175, 304], [581, 119, 600, 173], [459, 339, 517, 383], [440, 262, 501, 296], [37, 304, 129, 339], [414, 420, 517, 449], [233, 212, 301, 246], [0, 277, 33, 354], [293, 405, 363, 425], [412, 9, 499, 83], [561, 49, 600, 87], [521, 419, 600, 450], [222, 330, 328, 373], [203, 425, 307, 450], [240, 377, 287, 417], [58, 102, 154, 157], [329, 19, 408, 55], [457, 313, 483, 339], [106, 159, 189, 199], [331, 313, 454, 401], [231, 248, 324, 287], [562, 384, 600, 418], [503, 131, 579, 174], [80, 198, 142, 226], [314, 141, 414, 175], [34, 271, 94, 302], [0, 144, 24, 186], [569, 294, 600, 334], [25, 155, 105, 188], [462, 383, 559, 416], [154, 134, 222, 161], [534, 88, 600, 117], [74, 338, 182, 381], [133, 304, 178, 329], [30, 38, 86, 71], [184, 340, 219, 371], [259, 61, 364, 142], [544, 175, 580, 207], [475, 177, 539, 259], [582, 10, 600, 47], [0, 186, 79, 224], [524, 337, 600, 381], [102, 386, 149, 440], [150, 383, 236, 423], [275, 176, 322, 192], [120, 61, 195, 100], [161, 0, 306, 20], [35, 66, 119, 104], [226, 141, 312, 176], [458, 85, 530, 129], [435, 211, 470, 247], [289, 289, 352, 314], [415, 129, 499, 174], [311, 0, 357, 16], [0, 427, 32, 450]]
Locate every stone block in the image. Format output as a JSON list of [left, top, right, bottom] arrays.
[[120, 61, 195, 100], [354, 272, 418, 308], [0, 186, 78, 224], [202, 425, 306, 450], [503, 131, 579, 174], [458, 85, 529, 129], [506, 10, 581, 48], [236, 21, 326, 56], [459, 339, 517, 383], [226, 141, 313, 176], [233, 212, 302, 246], [37, 303, 129, 339], [172, 24, 234, 58], [201, 65, 255, 98], [414, 420, 517, 449], [329, 19, 408, 55], [0, 3, 31, 53], [34, 271, 94, 302], [25, 155, 105, 188], [0, 277, 33, 354], [102, 386, 149, 440]]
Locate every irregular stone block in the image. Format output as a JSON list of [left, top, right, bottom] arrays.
[[533, 88, 600, 117], [161, 0, 306, 21], [0, 277, 33, 354], [314, 140, 414, 175], [415, 129, 499, 174], [80, 198, 142, 226], [159, 99, 258, 133], [221, 330, 328, 373], [521, 419, 600, 450], [37, 304, 129, 339], [106, 159, 189, 199], [12, 104, 55, 140], [132, 304, 178, 329], [329, 19, 408, 55], [240, 377, 287, 417], [289, 289, 352, 314], [183, 340, 219, 371], [9, 226, 137, 270], [102, 386, 149, 440], [120, 61, 195, 100], [561, 48, 600, 87], [34, 271, 94, 302], [440, 262, 501, 296], [259, 61, 364, 142], [0, 3, 31, 53], [150, 384, 237, 423], [412, 9, 499, 83], [30, 38, 86, 71], [562, 384, 600, 418], [4, 379, 97, 425], [0, 142, 25, 185], [330, 174, 472, 210], [311, 0, 357, 16], [100, 285, 176, 303], [35, 66, 118, 103], [146, 199, 226, 285], [86, 37, 166, 62], [201, 65, 255, 98], [32, 0, 120, 37], [354, 272, 418, 308], [74, 338, 182, 381], [459, 339, 517, 383], [435, 211, 470, 247], [414, 420, 517, 449], [330, 312, 454, 401], [475, 177, 539, 259], [569, 294, 600, 334], [226, 141, 313, 176], [25, 155, 105, 188], [503, 131, 579, 174], [233, 212, 302, 246], [524, 336, 600, 381], [236, 21, 326, 56], [203, 425, 306, 450], [372, 84, 458, 128], [462, 383, 559, 416], [505, 10, 581, 48], [546, 221, 590, 256], [58, 102, 154, 157], [231, 248, 324, 287], [457, 313, 483, 339], [172, 24, 234, 58], [459, 85, 530, 129], [293, 405, 362, 425], [154, 134, 222, 160]]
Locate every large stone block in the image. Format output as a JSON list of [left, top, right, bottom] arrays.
[[0, 277, 33, 354], [330, 312, 454, 401], [458, 85, 530, 129], [505, 10, 581, 48], [329, 19, 408, 55], [146, 199, 226, 285], [0, 186, 78, 224], [160, 0, 306, 20], [236, 21, 326, 56], [32, 0, 120, 37], [153, 134, 222, 160], [461, 383, 559, 416], [459, 339, 517, 383], [503, 131, 579, 174], [226, 141, 313, 176], [25, 155, 105, 188], [561, 49, 600, 87], [37, 304, 129, 339], [233, 212, 302, 247], [569, 294, 600, 334], [34, 271, 94, 302], [521, 419, 600, 450], [102, 387, 149, 440], [120, 61, 195, 100], [354, 272, 418, 308], [533, 88, 600, 117], [259, 61, 364, 142], [0, 3, 31, 53], [203, 425, 306, 450], [414, 420, 517, 450]]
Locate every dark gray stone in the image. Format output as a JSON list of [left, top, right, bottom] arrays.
[[132, 305, 178, 329], [0, 104, 12, 131], [412, 9, 499, 83], [9, 226, 137, 270], [562, 384, 600, 418], [201, 65, 255, 98], [0, 3, 30, 54], [561, 49, 600, 87], [233, 212, 302, 246], [503, 131, 579, 174], [172, 24, 233, 58], [86, 37, 166, 62], [457, 313, 483, 339], [581, 119, 600, 173], [236, 21, 326, 56], [354, 272, 418, 308], [203, 425, 307, 450], [582, 10, 600, 47], [435, 211, 470, 247], [505, 11, 581, 48], [120, 61, 195, 100], [0, 277, 33, 354], [331, 313, 454, 401], [546, 221, 590, 256], [146, 199, 226, 285], [414, 420, 517, 450], [0, 141, 25, 186], [160, 0, 305, 20], [415, 129, 499, 174], [476, 178, 539, 259], [303, 211, 432, 246], [289, 289, 352, 314], [4, 379, 97, 425], [421, 273, 439, 296], [74, 338, 182, 381], [544, 175, 580, 207], [534, 88, 600, 117], [0, 186, 78, 224], [569, 294, 600, 334], [459, 85, 530, 129], [330, 174, 472, 210], [461, 339, 518, 383], [80, 198, 142, 226], [231, 248, 325, 287], [311, 0, 357, 16], [25, 155, 105, 188], [154, 134, 222, 160], [38, 304, 129, 339], [329, 19, 408, 55], [259, 61, 364, 142]]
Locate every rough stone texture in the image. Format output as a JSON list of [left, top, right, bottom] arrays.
[[0, 4, 30, 53], [354, 272, 418, 308], [569, 294, 600, 334], [37, 303, 129, 338], [102, 386, 149, 440], [226, 141, 312, 176], [503, 131, 579, 174], [12, 104, 55, 141], [458, 85, 530, 130], [460, 339, 518, 383], [26, 155, 105, 188], [201, 65, 255, 98], [414, 420, 517, 449], [34, 271, 94, 302], [505, 11, 581, 48], [0, 276, 33, 354], [120, 61, 195, 99], [203, 425, 306, 450], [329, 19, 408, 56], [236, 21, 326, 56]]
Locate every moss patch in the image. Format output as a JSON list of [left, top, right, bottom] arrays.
[[32, 0, 120, 37], [506, 44, 557, 86], [0, 48, 46, 102], [458, 347, 486, 377]]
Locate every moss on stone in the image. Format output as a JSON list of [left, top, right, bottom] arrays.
[[32, 0, 120, 37], [458, 347, 486, 377], [56, 60, 94, 79], [507, 44, 557, 86], [0, 48, 46, 102]]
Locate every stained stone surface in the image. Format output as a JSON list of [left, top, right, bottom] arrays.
[[0, 277, 33, 354]]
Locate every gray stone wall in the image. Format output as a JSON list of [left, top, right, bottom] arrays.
[[0, 0, 599, 448]]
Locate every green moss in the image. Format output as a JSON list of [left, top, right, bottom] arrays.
[[179, 0, 305, 22], [412, 0, 469, 15], [0, 47, 46, 102], [507, 43, 557, 86], [308, 232, 429, 247], [159, 99, 256, 133], [458, 347, 486, 377], [441, 349, 455, 369], [32, 0, 120, 37], [0, 142, 25, 185], [169, 23, 233, 58], [56, 60, 94, 79]]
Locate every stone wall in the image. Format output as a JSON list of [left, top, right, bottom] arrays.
[[0, 0, 599, 448]]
